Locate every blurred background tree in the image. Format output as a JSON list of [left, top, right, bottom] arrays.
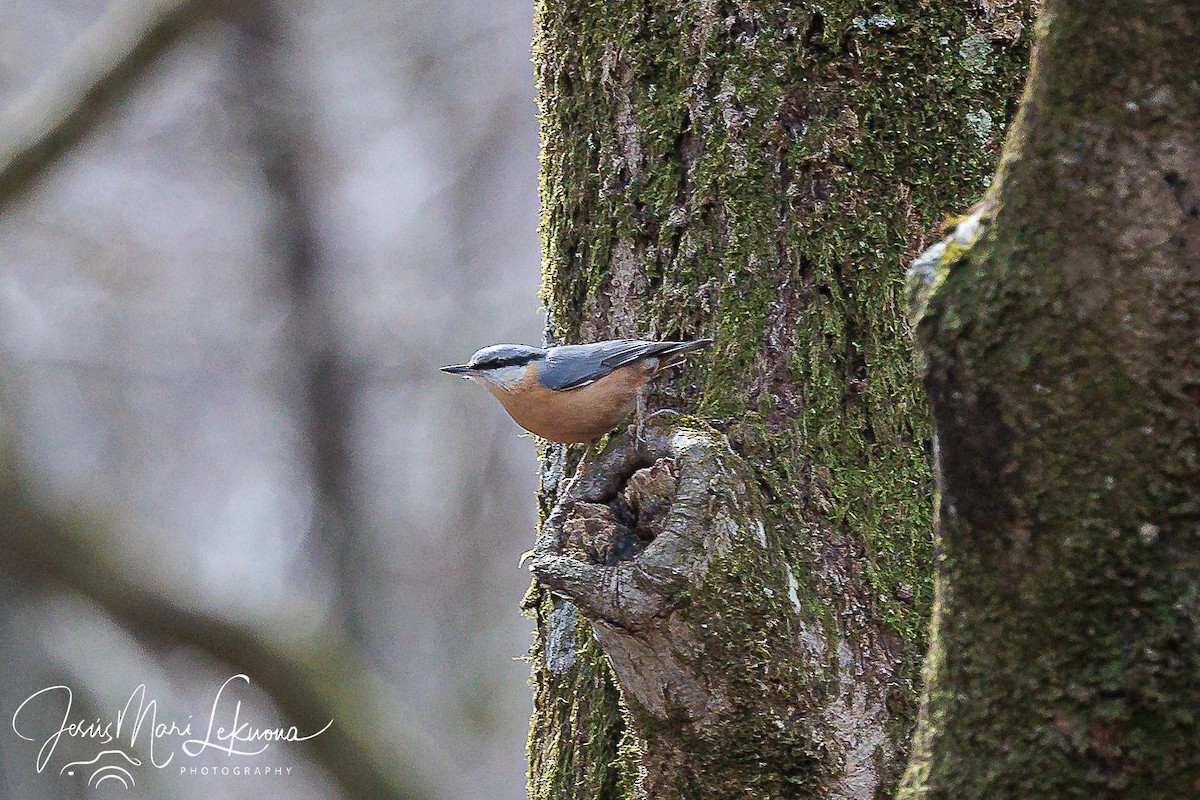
[[0, 0, 544, 797]]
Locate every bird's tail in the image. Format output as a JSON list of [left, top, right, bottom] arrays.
[[652, 338, 713, 370]]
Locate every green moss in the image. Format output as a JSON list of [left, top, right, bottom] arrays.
[[666, 510, 836, 797], [526, 589, 635, 800]]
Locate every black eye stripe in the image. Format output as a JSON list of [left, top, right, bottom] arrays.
[[473, 355, 536, 370]]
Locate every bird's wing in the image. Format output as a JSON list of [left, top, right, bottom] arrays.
[[539, 339, 711, 391]]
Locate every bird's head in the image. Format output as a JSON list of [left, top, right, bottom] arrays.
[[441, 344, 545, 390]]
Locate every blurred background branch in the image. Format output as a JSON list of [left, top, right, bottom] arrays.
[[0, 0, 214, 212], [227, 0, 368, 642]]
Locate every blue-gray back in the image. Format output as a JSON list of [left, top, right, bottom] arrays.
[[537, 339, 709, 391]]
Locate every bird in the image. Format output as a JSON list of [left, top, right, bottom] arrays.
[[441, 338, 713, 444]]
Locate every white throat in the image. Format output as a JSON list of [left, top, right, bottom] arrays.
[[474, 364, 528, 390]]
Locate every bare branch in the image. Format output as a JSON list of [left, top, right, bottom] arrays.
[[0, 473, 448, 800], [0, 0, 213, 212]]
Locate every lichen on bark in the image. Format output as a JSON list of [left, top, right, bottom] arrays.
[[526, 1, 1038, 797]]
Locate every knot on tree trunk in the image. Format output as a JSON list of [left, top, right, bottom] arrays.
[[556, 454, 677, 567], [531, 419, 778, 739], [531, 418, 755, 636]]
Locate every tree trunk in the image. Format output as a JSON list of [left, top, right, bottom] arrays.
[[901, 2, 1200, 797], [525, 2, 1036, 798]]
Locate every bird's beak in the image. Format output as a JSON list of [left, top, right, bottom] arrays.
[[440, 364, 473, 375]]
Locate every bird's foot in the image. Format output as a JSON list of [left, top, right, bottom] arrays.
[[559, 441, 599, 496], [632, 408, 682, 446], [577, 441, 598, 474], [634, 391, 649, 445]]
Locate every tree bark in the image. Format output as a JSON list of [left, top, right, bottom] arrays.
[[901, 1, 1200, 797], [525, 2, 1037, 797]]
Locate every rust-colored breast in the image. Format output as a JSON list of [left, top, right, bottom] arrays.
[[483, 360, 655, 443]]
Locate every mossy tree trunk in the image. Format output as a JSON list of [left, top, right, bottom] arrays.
[[901, 1, 1200, 797], [525, 2, 1036, 798]]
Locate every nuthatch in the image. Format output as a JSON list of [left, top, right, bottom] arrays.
[[441, 338, 712, 444]]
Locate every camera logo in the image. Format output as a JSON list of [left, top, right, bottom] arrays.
[[60, 749, 142, 789]]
